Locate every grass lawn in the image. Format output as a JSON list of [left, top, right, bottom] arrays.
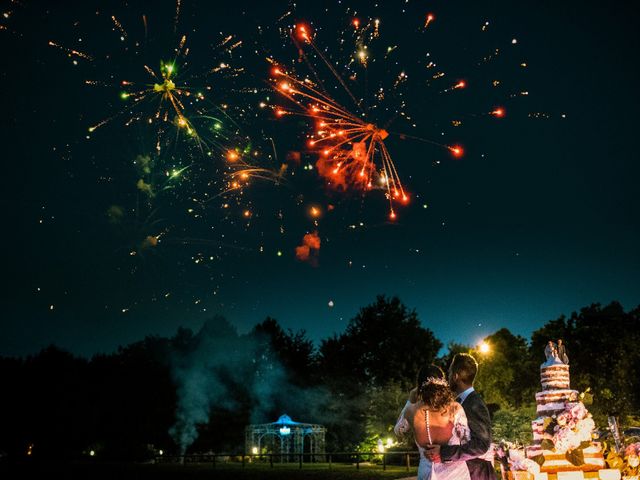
[[1, 461, 419, 479]]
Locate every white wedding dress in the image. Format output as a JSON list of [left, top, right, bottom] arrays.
[[394, 400, 471, 480]]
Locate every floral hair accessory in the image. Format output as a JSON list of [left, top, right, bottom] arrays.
[[421, 376, 449, 388]]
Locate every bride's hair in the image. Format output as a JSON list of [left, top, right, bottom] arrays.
[[410, 364, 445, 403], [416, 364, 445, 387], [418, 373, 454, 413]]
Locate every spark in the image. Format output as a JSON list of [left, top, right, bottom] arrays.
[[174, 0, 182, 32], [48, 40, 93, 61], [296, 23, 312, 43], [277, 11, 292, 22], [441, 79, 467, 93], [425, 13, 435, 28], [448, 145, 464, 158], [357, 49, 368, 65], [214, 155, 287, 198], [226, 150, 240, 162], [309, 205, 322, 218], [111, 16, 127, 40]]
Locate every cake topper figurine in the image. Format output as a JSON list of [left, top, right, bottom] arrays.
[[543, 340, 562, 366], [557, 339, 569, 364]]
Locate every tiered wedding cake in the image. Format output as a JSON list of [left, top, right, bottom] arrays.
[[525, 357, 605, 473]]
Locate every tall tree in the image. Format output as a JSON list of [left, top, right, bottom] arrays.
[[530, 302, 640, 423], [474, 328, 537, 409], [319, 295, 442, 390], [252, 317, 317, 386]]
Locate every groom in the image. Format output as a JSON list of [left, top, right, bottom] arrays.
[[425, 353, 494, 480]]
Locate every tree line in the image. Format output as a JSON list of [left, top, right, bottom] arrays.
[[0, 296, 638, 460]]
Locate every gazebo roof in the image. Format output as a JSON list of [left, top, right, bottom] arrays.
[[246, 413, 325, 429], [271, 414, 299, 425]]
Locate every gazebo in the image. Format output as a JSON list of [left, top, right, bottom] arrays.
[[245, 414, 326, 462]]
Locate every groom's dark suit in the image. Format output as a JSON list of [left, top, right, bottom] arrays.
[[439, 390, 494, 480]]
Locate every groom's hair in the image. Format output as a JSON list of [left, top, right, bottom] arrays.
[[451, 353, 478, 385]]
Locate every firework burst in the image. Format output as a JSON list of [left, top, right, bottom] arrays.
[[47, 2, 246, 159], [83, 31, 245, 157], [87, 36, 197, 136], [273, 65, 408, 219], [271, 22, 416, 220], [46, 2, 286, 221]]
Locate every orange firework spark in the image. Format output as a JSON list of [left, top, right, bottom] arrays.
[[213, 148, 287, 199], [440, 79, 467, 93], [448, 145, 464, 158], [48, 40, 93, 61], [425, 13, 435, 28], [111, 15, 127, 40]]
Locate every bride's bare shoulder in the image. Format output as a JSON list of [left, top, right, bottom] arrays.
[[408, 387, 419, 404], [405, 400, 424, 422]]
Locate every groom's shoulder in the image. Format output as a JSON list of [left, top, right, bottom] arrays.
[[463, 392, 492, 427], [465, 391, 489, 411], [468, 389, 484, 402]]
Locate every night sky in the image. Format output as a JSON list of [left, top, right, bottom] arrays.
[[2, 0, 638, 357]]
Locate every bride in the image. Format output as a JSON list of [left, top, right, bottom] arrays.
[[395, 365, 471, 480]]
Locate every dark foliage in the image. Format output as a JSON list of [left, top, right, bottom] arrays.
[[0, 298, 638, 461]]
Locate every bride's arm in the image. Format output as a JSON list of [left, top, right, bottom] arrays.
[[439, 399, 491, 462], [394, 400, 412, 437]]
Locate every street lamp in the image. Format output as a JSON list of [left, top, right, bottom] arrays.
[[479, 341, 490, 354]]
